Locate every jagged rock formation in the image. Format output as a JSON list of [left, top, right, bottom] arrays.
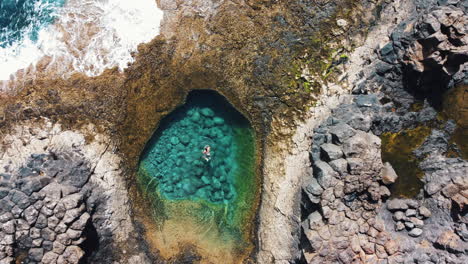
[[298, 1, 468, 263], [355, 2, 468, 107]]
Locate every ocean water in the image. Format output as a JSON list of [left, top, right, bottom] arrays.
[[0, 0, 65, 47], [0, 0, 163, 82], [138, 90, 257, 261]]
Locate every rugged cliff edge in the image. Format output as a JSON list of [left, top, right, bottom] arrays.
[[0, 0, 467, 263]]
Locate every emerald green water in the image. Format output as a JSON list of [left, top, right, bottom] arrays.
[[137, 90, 257, 260]]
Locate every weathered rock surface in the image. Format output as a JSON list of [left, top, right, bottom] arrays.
[[0, 121, 140, 263]]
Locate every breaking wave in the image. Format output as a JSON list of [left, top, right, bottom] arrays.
[[0, 0, 163, 85]]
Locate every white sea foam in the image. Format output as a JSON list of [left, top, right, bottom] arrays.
[[0, 0, 163, 84]]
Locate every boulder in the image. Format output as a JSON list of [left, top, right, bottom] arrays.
[[343, 131, 381, 159], [313, 161, 337, 189], [387, 199, 408, 211], [452, 193, 468, 212], [35, 214, 48, 229], [56, 234, 71, 246], [330, 123, 356, 144], [425, 182, 442, 195], [9, 190, 30, 209], [368, 184, 383, 201], [0, 188, 9, 199], [303, 229, 323, 251], [29, 228, 41, 239], [63, 206, 85, 225], [320, 143, 343, 161], [41, 206, 54, 217], [62, 246, 84, 263], [42, 252, 59, 264], [0, 234, 14, 245], [52, 241, 66, 254], [19, 177, 51, 196], [1, 220, 15, 234], [442, 184, 459, 198], [329, 159, 348, 175], [61, 193, 84, 210], [70, 213, 90, 231], [382, 162, 398, 184], [48, 216, 60, 229], [379, 186, 391, 198], [418, 206, 432, 218], [405, 221, 415, 229], [406, 200, 418, 209], [361, 241, 375, 254], [408, 228, 423, 237], [41, 228, 56, 242], [435, 231, 464, 253], [23, 206, 39, 225], [0, 200, 13, 215], [373, 219, 385, 232], [32, 238, 43, 247], [28, 248, 44, 262], [395, 221, 405, 231], [405, 209, 417, 217], [409, 217, 424, 228], [338, 248, 354, 263], [66, 229, 82, 240], [384, 239, 399, 255], [346, 158, 364, 175], [0, 212, 13, 223]]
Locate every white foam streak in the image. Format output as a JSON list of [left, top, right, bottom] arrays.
[[0, 0, 163, 82]]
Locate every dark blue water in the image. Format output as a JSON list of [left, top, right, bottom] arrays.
[[0, 0, 65, 48]]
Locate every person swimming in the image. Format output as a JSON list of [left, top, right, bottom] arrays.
[[202, 145, 211, 161]]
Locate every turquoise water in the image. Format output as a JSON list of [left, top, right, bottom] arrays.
[[139, 91, 254, 205], [0, 0, 65, 47]]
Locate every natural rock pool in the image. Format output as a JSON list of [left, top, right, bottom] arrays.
[[137, 90, 258, 262]]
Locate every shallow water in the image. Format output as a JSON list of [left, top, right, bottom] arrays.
[[138, 90, 257, 262], [381, 126, 431, 198]]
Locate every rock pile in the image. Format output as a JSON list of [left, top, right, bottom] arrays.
[[0, 153, 91, 264], [387, 199, 431, 237]]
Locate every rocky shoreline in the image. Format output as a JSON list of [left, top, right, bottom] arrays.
[[0, 0, 466, 263]]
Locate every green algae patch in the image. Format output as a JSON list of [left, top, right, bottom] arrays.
[[137, 90, 257, 263], [381, 126, 431, 198]]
